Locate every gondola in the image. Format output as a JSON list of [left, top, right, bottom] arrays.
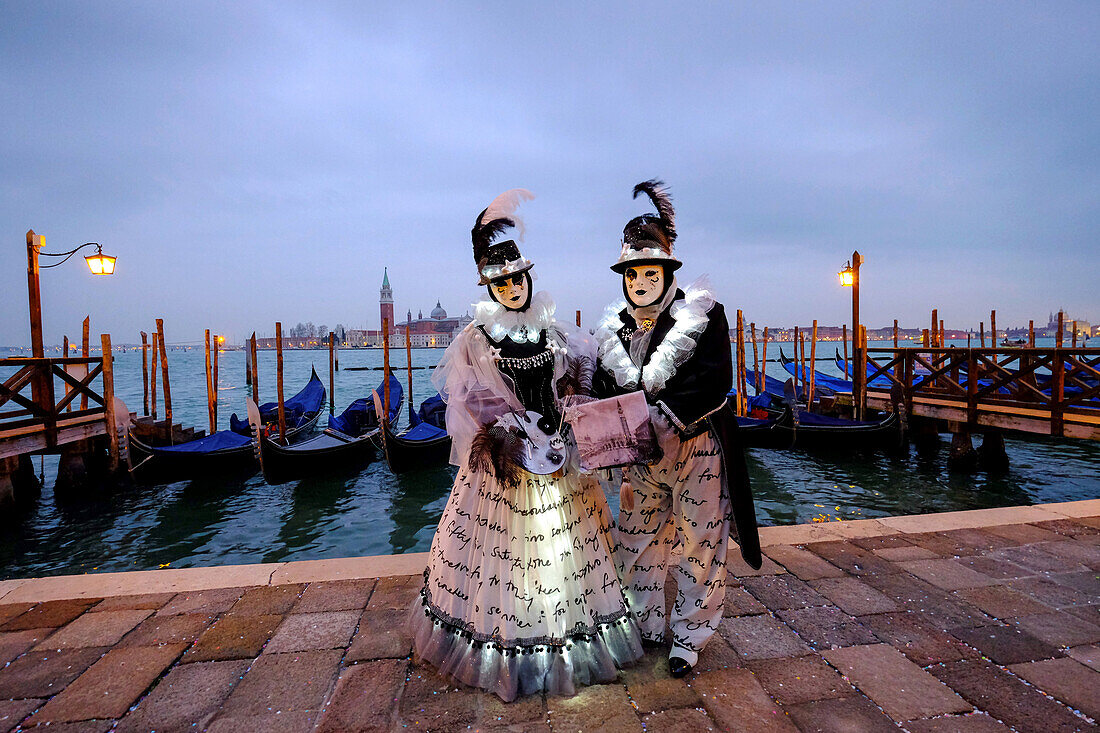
[[374, 391, 452, 473], [129, 368, 326, 481], [769, 405, 901, 451], [779, 348, 847, 395], [254, 375, 403, 484], [229, 367, 326, 436]]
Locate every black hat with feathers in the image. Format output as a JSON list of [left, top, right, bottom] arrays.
[[472, 189, 535, 285], [612, 179, 682, 273]]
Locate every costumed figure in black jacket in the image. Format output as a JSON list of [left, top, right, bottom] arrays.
[[410, 189, 643, 702], [593, 180, 761, 678]]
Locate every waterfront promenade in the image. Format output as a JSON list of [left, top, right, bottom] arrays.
[[0, 500, 1097, 732]]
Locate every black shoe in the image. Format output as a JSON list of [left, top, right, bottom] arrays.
[[669, 656, 693, 678], [640, 636, 665, 650]]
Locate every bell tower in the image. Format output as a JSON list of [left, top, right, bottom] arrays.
[[380, 268, 394, 335]]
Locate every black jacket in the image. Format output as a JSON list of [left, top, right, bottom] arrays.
[[594, 291, 762, 569]]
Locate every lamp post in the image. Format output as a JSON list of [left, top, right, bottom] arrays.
[[839, 250, 863, 417], [25, 229, 117, 403]]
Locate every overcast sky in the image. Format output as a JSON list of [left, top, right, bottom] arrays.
[[2, 1, 1097, 346]]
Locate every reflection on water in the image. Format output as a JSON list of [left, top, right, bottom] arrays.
[[1, 346, 1097, 579]]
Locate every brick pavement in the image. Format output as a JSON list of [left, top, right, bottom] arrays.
[[0, 507, 1096, 731]]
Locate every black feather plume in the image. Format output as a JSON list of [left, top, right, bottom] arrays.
[[632, 179, 676, 243], [471, 210, 515, 265]]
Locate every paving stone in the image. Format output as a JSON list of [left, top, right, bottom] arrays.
[[776, 606, 878, 650], [292, 578, 375, 613], [641, 707, 718, 733], [0, 599, 99, 632], [785, 694, 900, 733], [118, 612, 213, 648], [207, 710, 321, 733], [0, 698, 40, 733], [723, 584, 767, 615], [823, 644, 969, 722], [932, 658, 1089, 733], [742, 575, 830, 611], [264, 610, 359, 654], [27, 644, 186, 724], [547, 682, 642, 733], [20, 721, 114, 732], [219, 649, 342, 717], [808, 577, 898, 616], [621, 652, 700, 713], [861, 612, 978, 665], [1066, 643, 1100, 672], [0, 628, 50, 665], [347, 607, 412, 661], [0, 603, 34, 627], [34, 609, 152, 650], [114, 659, 251, 733], [1008, 576, 1092, 608], [904, 528, 1010, 557], [897, 558, 997, 591], [315, 659, 407, 733], [1009, 657, 1100, 720], [228, 584, 305, 616], [1034, 518, 1100, 537], [850, 534, 916, 551], [184, 613, 282, 662], [863, 572, 992, 630], [1063, 605, 1100, 627], [990, 545, 1091, 574], [985, 522, 1065, 544], [92, 592, 177, 612], [477, 682, 547, 728], [763, 545, 846, 580], [746, 654, 854, 705], [956, 554, 1035, 580], [0, 646, 106, 698], [1037, 541, 1100, 570], [871, 545, 939, 561], [157, 587, 247, 617], [367, 574, 422, 610], [953, 585, 1053, 618], [728, 552, 786, 578], [694, 667, 797, 732], [950, 624, 1062, 665], [1011, 611, 1100, 647], [903, 711, 1014, 732], [694, 634, 742, 673], [1049, 569, 1100, 596], [803, 540, 897, 576], [717, 613, 812, 660]]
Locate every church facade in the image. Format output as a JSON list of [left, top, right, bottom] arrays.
[[342, 269, 472, 348]]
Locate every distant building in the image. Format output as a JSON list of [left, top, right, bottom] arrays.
[[343, 271, 472, 348]]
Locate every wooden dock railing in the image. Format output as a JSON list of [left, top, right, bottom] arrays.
[[860, 347, 1100, 440], [0, 355, 111, 458]]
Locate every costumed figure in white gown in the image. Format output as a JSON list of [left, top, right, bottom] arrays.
[[411, 189, 643, 702], [593, 180, 762, 679]]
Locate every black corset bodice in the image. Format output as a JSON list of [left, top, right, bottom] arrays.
[[481, 327, 559, 425]]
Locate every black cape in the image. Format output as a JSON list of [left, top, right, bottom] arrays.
[[593, 292, 762, 569]]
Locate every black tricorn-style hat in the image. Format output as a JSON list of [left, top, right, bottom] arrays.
[[472, 189, 536, 286], [611, 179, 682, 274]]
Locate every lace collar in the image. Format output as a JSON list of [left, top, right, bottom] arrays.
[[473, 290, 556, 343], [595, 276, 717, 393]]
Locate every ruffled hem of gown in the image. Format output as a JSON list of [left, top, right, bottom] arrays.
[[410, 586, 644, 702]]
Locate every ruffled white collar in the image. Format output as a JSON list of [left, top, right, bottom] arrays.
[[473, 290, 556, 343], [595, 276, 717, 393]]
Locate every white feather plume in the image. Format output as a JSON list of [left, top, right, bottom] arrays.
[[483, 189, 535, 241]]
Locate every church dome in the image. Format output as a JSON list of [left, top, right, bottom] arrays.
[[431, 301, 447, 320]]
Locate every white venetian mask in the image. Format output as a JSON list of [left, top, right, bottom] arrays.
[[624, 264, 665, 308], [490, 272, 531, 311]]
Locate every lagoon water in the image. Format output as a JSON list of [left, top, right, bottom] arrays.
[[1, 339, 1097, 580]]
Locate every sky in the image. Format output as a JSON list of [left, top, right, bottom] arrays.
[[2, 1, 1098, 346]]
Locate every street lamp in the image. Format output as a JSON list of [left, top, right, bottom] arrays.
[[839, 250, 863, 417]]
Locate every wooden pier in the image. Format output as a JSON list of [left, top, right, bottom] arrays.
[[852, 346, 1100, 440]]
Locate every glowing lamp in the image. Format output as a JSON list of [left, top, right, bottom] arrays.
[[84, 244, 116, 275], [838, 262, 855, 287]]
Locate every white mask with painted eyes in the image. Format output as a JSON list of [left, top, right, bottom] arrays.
[[490, 272, 531, 311], [624, 265, 665, 308]]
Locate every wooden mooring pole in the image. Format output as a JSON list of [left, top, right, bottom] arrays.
[[750, 323, 759, 397], [405, 326, 414, 421], [793, 326, 801, 401], [1072, 321, 1078, 348], [204, 329, 215, 434], [81, 317, 89, 410], [140, 331, 149, 416], [893, 320, 898, 348], [809, 320, 818, 409], [576, 310, 581, 328], [212, 335, 219, 427], [979, 322, 985, 348], [842, 324, 849, 380], [250, 333, 259, 405], [1029, 320, 1035, 348], [156, 319, 172, 443], [101, 334, 119, 472], [63, 336, 71, 411], [150, 332, 158, 421], [991, 310, 997, 346], [382, 319, 392, 420], [759, 327, 769, 394], [931, 309, 938, 348], [328, 331, 336, 414], [276, 322, 286, 443]]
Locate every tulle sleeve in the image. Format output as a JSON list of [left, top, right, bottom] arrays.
[[432, 324, 524, 467]]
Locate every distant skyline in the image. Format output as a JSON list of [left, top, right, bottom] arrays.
[[2, 2, 1098, 347]]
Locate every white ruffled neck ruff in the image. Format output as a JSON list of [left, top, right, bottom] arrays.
[[596, 276, 717, 393], [473, 290, 556, 343]]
